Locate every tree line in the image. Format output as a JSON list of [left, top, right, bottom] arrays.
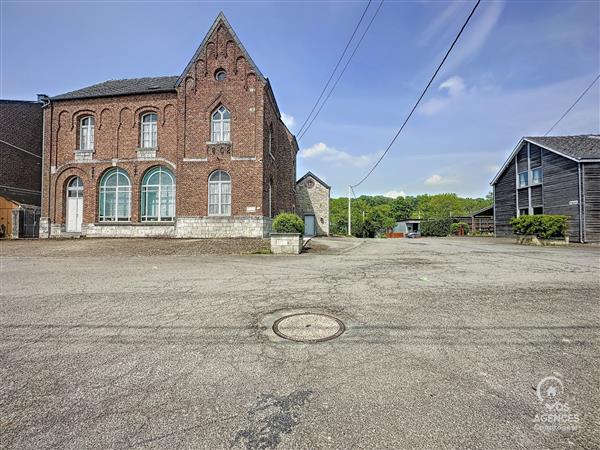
[[330, 192, 493, 237]]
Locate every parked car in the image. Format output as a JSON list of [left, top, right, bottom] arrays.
[[406, 231, 421, 238]]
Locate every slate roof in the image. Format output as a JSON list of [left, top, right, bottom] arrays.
[[525, 135, 600, 161], [51, 76, 178, 101], [491, 134, 600, 185]]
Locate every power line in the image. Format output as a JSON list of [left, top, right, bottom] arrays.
[[298, 0, 384, 142], [544, 74, 600, 136], [351, 0, 481, 188], [296, 0, 373, 138]]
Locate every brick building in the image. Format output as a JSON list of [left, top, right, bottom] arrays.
[[0, 100, 43, 238], [1, 100, 43, 205], [40, 13, 298, 238], [296, 172, 330, 236]]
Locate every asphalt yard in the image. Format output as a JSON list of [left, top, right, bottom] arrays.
[[1, 236, 598, 449]]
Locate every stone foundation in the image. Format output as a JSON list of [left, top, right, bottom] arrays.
[[41, 216, 272, 239]]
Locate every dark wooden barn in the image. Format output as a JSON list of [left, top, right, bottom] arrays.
[[491, 135, 600, 243]]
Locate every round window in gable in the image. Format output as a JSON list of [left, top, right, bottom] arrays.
[[215, 69, 227, 81], [305, 178, 315, 189]]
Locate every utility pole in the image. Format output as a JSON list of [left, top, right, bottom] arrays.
[[347, 185, 352, 236]]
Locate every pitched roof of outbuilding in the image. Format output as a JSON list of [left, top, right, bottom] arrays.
[[296, 171, 331, 189], [525, 135, 600, 161], [50, 76, 178, 101]]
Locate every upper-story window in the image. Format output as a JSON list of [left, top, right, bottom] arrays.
[[215, 69, 227, 81], [141, 113, 158, 148], [80, 116, 95, 150], [531, 167, 543, 185], [518, 171, 528, 188], [211, 106, 230, 143]]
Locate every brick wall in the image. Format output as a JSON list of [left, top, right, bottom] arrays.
[[41, 15, 297, 237], [0, 101, 42, 205]]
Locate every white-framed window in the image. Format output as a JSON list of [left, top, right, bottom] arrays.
[[141, 113, 158, 148], [519, 208, 529, 216], [518, 171, 529, 188], [99, 168, 131, 221], [531, 167, 543, 185], [80, 116, 95, 150], [67, 176, 83, 198], [215, 69, 226, 81], [208, 170, 231, 216], [211, 106, 231, 143], [141, 166, 175, 221]]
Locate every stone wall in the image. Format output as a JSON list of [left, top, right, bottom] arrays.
[[270, 233, 302, 254], [40, 216, 271, 238], [295, 174, 330, 236]]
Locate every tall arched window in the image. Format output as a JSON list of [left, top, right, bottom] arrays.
[[141, 113, 158, 148], [80, 116, 95, 150], [99, 168, 131, 221], [208, 170, 231, 216], [141, 166, 175, 221], [211, 106, 230, 142]]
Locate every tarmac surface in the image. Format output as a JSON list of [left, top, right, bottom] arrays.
[[1, 236, 599, 449]]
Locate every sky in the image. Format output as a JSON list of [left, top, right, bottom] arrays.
[[1, 0, 598, 198]]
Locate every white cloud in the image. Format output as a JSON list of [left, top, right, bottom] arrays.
[[299, 142, 381, 167], [281, 112, 295, 130], [445, 0, 506, 71], [384, 190, 406, 198], [419, 1, 466, 46], [419, 75, 466, 116], [424, 174, 457, 186]]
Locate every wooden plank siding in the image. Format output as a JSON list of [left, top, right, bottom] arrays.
[[518, 188, 529, 209], [494, 158, 516, 236], [583, 162, 600, 243], [531, 185, 543, 206], [517, 146, 528, 172], [530, 144, 542, 168], [541, 149, 580, 241]]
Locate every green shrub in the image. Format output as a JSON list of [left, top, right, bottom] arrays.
[[421, 218, 452, 237], [271, 212, 304, 234], [450, 222, 470, 235], [510, 214, 568, 239]]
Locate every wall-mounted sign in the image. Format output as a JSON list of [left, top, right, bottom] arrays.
[[568, 200, 579, 205], [246, 206, 256, 213]]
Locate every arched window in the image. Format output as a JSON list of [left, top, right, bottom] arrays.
[[211, 106, 230, 143], [141, 166, 175, 221], [80, 116, 95, 150], [67, 176, 83, 197], [208, 170, 231, 216], [141, 113, 158, 148], [99, 168, 131, 221]]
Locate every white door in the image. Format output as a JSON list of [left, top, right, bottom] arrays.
[[66, 177, 83, 232], [304, 214, 316, 236]]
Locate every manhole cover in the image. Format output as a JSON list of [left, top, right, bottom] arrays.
[[272, 313, 345, 343]]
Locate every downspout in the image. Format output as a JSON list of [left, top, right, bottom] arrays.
[[578, 163, 583, 243], [38, 94, 52, 237]]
